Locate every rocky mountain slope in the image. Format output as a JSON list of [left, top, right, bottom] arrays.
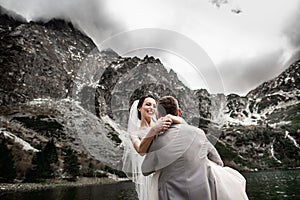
[[0, 8, 299, 182], [0, 9, 123, 181], [197, 60, 300, 170]]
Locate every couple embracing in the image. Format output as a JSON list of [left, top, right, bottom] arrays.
[[122, 94, 248, 200]]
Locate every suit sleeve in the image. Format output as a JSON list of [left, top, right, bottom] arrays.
[[195, 128, 224, 166], [141, 152, 157, 176], [207, 140, 224, 166]]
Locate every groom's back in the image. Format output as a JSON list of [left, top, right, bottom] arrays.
[[147, 124, 214, 200]]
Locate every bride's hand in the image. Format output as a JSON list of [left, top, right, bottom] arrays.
[[161, 116, 172, 132], [165, 114, 183, 124], [152, 117, 172, 133]]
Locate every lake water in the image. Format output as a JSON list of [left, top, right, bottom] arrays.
[[244, 169, 300, 200], [0, 170, 299, 200]]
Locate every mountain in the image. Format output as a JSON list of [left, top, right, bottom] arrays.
[[209, 60, 300, 170], [94, 55, 199, 128], [247, 60, 300, 99], [0, 9, 299, 182], [0, 12, 97, 105], [0, 9, 123, 182]]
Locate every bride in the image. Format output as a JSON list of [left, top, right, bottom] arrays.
[[121, 94, 182, 200]]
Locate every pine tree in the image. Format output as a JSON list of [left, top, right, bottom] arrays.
[[24, 152, 40, 182], [44, 138, 58, 163], [44, 138, 58, 176], [25, 139, 58, 182], [0, 140, 16, 183], [63, 148, 80, 181]]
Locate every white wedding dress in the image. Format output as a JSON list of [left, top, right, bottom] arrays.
[[121, 100, 159, 200], [208, 161, 248, 199]]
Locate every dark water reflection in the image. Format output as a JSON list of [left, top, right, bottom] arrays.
[[0, 181, 138, 200], [1, 170, 299, 200], [244, 169, 300, 200]]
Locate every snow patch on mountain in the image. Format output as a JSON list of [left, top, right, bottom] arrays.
[[1, 129, 39, 152], [285, 131, 300, 149]]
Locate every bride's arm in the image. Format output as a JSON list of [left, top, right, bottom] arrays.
[[165, 114, 185, 124], [136, 115, 185, 155], [132, 128, 159, 156], [133, 117, 172, 155]]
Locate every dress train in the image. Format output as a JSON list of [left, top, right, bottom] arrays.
[[209, 161, 248, 200]]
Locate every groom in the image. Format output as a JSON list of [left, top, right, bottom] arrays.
[[142, 96, 224, 200]]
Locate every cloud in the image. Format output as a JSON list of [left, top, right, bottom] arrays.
[[1, 0, 300, 95], [0, 5, 26, 22], [282, 1, 300, 56], [219, 49, 285, 95], [283, 2, 300, 65], [0, 0, 124, 41]]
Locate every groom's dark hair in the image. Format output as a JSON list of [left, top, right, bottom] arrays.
[[157, 96, 178, 117]]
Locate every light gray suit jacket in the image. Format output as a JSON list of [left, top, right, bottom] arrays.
[[142, 123, 223, 200]]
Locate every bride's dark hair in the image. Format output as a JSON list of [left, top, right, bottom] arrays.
[[137, 94, 156, 120]]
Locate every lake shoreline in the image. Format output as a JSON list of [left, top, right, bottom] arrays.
[[1, 170, 300, 200], [0, 177, 131, 193], [2, 168, 299, 193]]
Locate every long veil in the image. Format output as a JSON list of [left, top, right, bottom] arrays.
[[121, 100, 153, 200]]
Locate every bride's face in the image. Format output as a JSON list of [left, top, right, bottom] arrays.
[[139, 97, 157, 122]]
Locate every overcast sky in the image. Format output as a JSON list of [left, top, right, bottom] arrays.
[[1, 0, 299, 95]]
